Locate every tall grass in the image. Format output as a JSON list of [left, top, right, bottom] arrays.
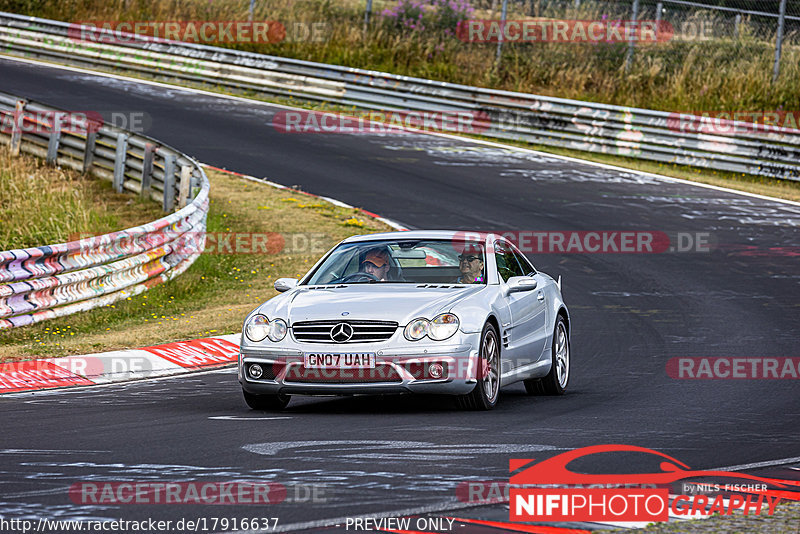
[[1, 0, 797, 111], [0, 147, 162, 249]]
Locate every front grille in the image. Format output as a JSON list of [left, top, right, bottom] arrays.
[[283, 363, 402, 383], [292, 320, 398, 343]]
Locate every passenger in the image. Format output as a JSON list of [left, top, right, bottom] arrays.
[[456, 250, 485, 284]]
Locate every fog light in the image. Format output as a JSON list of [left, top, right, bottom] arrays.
[[249, 363, 263, 379], [429, 363, 444, 379]]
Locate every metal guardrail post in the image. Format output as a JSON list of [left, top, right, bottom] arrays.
[[773, 0, 787, 83], [83, 130, 97, 174], [162, 154, 177, 212], [10, 99, 25, 156], [734, 13, 741, 39], [625, 0, 640, 73], [141, 142, 155, 197], [655, 2, 663, 31], [192, 171, 201, 197], [495, 0, 508, 65], [46, 112, 63, 164], [113, 132, 128, 193], [364, 0, 373, 31], [179, 164, 192, 208]]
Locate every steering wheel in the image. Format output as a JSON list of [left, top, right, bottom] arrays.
[[338, 271, 380, 283]]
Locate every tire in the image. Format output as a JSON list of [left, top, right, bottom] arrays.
[[458, 322, 501, 410], [242, 389, 290, 410], [524, 315, 569, 396]]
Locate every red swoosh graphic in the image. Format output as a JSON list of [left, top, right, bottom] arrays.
[[510, 445, 787, 487]]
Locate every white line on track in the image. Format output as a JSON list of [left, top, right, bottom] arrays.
[[0, 449, 111, 454], [716, 456, 800, 471], [208, 416, 292, 421], [2, 54, 798, 209]]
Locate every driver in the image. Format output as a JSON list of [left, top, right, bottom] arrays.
[[455, 246, 485, 284], [361, 249, 391, 281]]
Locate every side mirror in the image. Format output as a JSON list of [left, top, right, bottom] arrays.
[[274, 278, 298, 292], [505, 276, 537, 295]]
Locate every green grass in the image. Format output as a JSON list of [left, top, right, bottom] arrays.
[[0, 169, 392, 361], [0, 146, 163, 249]]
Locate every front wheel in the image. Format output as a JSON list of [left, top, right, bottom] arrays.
[[524, 315, 569, 395], [242, 389, 290, 410], [458, 322, 500, 410]]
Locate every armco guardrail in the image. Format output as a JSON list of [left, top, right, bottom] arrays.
[[0, 12, 799, 181], [0, 90, 209, 329]]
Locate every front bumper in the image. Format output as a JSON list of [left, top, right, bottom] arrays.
[[238, 331, 480, 396]]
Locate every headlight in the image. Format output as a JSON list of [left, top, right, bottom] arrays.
[[245, 314, 270, 342], [404, 318, 429, 341], [268, 318, 288, 342], [428, 313, 460, 341]]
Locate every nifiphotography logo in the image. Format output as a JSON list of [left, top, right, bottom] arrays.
[[508, 444, 790, 523]]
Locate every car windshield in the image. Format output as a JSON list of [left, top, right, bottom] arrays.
[[303, 239, 486, 285]]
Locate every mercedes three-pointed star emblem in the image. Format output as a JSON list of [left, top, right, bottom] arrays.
[[330, 322, 354, 343]]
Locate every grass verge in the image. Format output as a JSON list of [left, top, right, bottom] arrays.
[[0, 146, 163, 249], [0, 168, 391, 362]]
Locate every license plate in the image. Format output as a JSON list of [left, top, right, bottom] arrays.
[[304, 353, 375, 369]]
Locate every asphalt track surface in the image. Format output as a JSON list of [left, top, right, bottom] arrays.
[[1, 57, 799, 531]]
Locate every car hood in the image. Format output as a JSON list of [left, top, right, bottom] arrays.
[[259, 284, 484, 324]]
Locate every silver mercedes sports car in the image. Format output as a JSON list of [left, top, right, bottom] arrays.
[[238, 230, 570, 410]]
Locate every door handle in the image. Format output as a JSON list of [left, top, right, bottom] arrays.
[[537, 291, 545, 302]]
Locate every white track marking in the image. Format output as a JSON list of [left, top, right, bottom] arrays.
[[714, 456, 800, 471], [208, 416, 292, 421]]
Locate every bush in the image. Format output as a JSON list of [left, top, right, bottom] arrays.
[[381, 0, 474, 35]]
